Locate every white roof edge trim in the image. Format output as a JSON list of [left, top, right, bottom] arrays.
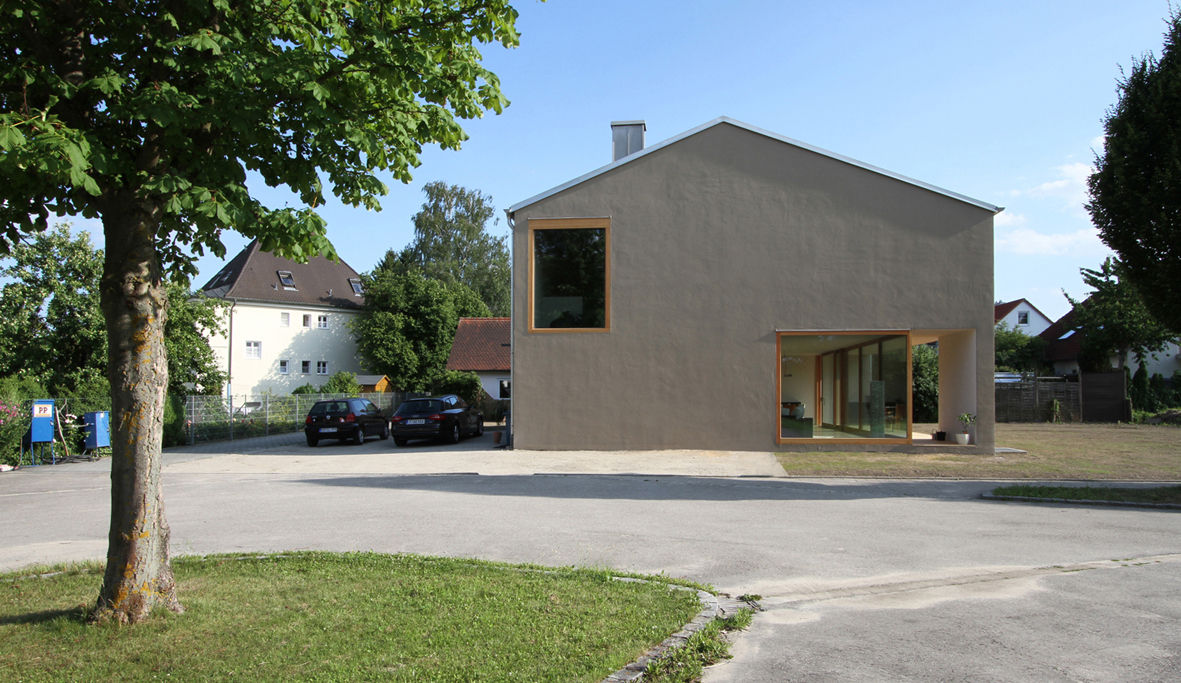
[[508, 116, 1003, 215]]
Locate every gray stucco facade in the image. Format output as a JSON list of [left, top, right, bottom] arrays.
[[508, 118, 999, 452]]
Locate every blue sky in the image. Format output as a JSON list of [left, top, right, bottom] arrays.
[[70, 1, 1176, 321]]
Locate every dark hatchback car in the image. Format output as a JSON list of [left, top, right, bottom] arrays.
[[390, 394, 483, 446], [304, 398, 389, 446]]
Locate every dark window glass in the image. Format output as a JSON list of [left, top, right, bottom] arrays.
[[396, 400, 444, 415], [533, 228, 607, 329], [498, 380, 511, 399]]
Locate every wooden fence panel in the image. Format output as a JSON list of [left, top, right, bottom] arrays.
[[995, 379, 1081, 422]]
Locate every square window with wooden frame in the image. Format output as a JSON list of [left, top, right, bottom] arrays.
[[529, 218, 610, 332]]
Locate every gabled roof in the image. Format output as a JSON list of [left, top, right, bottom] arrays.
[[1039, 307, 1082, 362], [994, 298, 1052, 325], [508, 116, 1003, 215], [199, 240, 364, 309], [446, 317, 510, 373]]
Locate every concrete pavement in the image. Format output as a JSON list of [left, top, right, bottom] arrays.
[[2, 432, 1178, 680]]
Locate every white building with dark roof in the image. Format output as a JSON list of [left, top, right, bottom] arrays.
[[198, 240, 371, 397]]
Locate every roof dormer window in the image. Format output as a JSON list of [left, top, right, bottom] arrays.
[[277, 270, 297, 290], [348, 278, 363, 295]]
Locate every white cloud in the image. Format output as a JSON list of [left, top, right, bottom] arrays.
[[994, 211, 1026, 227], [995, 226, 1109, 256], [1011, 161, 1093, 219]]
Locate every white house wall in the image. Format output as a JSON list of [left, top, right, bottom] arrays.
[[997, 303, 1052, 336], [206, 301, 367, 397]]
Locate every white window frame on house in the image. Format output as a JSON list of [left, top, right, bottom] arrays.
[[280, 312, 290, 327], [1017, 311, 1029, 325], [245, 340, 262, 359], [302, 314, 311, 328], [317, 314, 329, 329], [279, 359, 289, 374], [301, 360, 310, 374], [316, 361, 328, 375]]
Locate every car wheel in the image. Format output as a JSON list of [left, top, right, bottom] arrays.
[[394, 437, 408, 447], [352, 427, 364, 445], [306, 433, 318, 447], [380, 421, 390, 440], [446, 422, 460, 444]]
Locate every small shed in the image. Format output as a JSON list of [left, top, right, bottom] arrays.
[[356, 374, 392, 393]]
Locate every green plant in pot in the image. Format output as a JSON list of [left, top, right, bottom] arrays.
[[956, 412, 975, 445]]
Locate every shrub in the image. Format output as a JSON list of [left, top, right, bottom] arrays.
[[321, 371, 361, 396], [0, 398, 27, 466], [433, 370, 482, 405]]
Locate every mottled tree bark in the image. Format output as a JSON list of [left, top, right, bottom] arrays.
[[89, 204, 183, 624]]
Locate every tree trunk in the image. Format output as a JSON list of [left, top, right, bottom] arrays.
[[90, 206, 183, 624]]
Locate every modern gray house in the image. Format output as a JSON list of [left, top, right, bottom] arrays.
[[506, 118, 1001, 452]]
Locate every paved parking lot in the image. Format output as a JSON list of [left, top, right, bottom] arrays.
[[2, 437, 1178, 680]]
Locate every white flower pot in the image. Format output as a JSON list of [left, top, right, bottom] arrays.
[[954, 433, 970, 445]]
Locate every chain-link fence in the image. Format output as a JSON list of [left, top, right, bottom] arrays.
[[179, 392, 418, 444], [0, 392, 429, 465]]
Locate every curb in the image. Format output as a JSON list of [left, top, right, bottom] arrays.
[[603, 581, 750, 682], [981, 493, 1181, 510]]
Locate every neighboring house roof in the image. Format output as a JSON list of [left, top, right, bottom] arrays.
[[994, 300, 1021, 323], [508, 116, 1004, 216], [446, 317, 510, 373], [198, 239, 365, 309], [1039, 308, 1082, 363], [994, 298, 1052, 325]]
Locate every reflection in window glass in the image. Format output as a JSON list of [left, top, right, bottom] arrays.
[[533, 227, 607, 329], [779, 333, 910, 441]]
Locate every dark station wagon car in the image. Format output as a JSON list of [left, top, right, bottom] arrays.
[[390, 394, 483, 446], [304, 398, 389, 446]]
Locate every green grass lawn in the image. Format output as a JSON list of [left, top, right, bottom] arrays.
[[991, 484, 1181, 504], [776, 422, 1181, 480], [1, 552, 705, 682]]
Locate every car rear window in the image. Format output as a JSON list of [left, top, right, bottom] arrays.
[[396, 399, 443, 415], [309, 401, 349, 417]]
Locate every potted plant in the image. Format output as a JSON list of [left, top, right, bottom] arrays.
[[955, 412, 975, 445]]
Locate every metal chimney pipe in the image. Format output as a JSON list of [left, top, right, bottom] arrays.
[[611, 120, 646, 161]]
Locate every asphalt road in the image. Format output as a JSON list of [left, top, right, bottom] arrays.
[[2, 434, 1178, 681]]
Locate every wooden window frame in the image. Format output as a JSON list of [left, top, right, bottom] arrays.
[[776, 331, 913, 446], [527, 218, 611, 334]]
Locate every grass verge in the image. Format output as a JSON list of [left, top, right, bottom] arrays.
[[991, 484, 1181, 505], [776, 423, 1181, 480], [644, 609, 754, 682], [0, 552, 703, 682]]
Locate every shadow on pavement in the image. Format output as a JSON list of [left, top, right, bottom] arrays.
[[293, 473, 1180, 508]]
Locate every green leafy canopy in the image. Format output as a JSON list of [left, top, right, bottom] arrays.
[[1087, 8, 1181, 334], [0, 1, 522, 277], [385, 180, 510, 316]]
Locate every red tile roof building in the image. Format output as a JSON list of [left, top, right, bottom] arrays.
[[446, 318, 510, 373]]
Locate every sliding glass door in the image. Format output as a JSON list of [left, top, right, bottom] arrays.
[[778, 332, 911, 442]]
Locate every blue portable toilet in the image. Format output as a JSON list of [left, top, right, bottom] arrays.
[[25, 399, 56, 465], [84, 411, 111, 450]]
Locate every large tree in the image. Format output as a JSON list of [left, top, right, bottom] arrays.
[[0, 1, 519, 623], [388, 180, 510, 315], [1087, 9, 1181, 334], [0, 223, 105, 391], [1065, 258, 1174, 372], [0, 224, 225, 397], [353, 266, 489, 391]]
